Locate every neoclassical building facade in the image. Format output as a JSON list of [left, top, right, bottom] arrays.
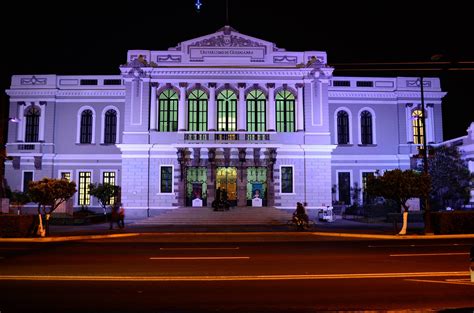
[[4, 26, 446, 217]]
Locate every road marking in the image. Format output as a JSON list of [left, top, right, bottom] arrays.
[[150, 256, 249, 260], [406, 278, 474, 286], [390, 253, 469, 257], [0, 271, 469, 282], [159, 247, 240, 251], [369, 243, 472, 248]]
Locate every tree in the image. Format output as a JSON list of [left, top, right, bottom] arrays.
[[425, 145, 472, 210], [89, 183, 120, 217], [28, 178, 76, 237], [366, 169, 431, 235], [10, 191, 30, 215]]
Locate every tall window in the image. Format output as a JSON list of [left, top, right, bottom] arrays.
[[160, 166, 173, 193], [362, 172, 374, 205], [338, 172, 351, 205], [280, 166, 294, 194], [246, 90, 266, 132], [103, 171, 116, 205], [25, 106, 40, 142], [158, 89, 179, 132], [412, 109, 424, 145], [337, 110, 350, 144], [217, 89, 237, 131], [78, 171, 91, 206], [275, 90, 295, 132], [22, 171, 33, 192], [80, 109, 93, 144], [360, 110, 373, 145], [188, 89, 208, 131], [104, 109, 117, 144]]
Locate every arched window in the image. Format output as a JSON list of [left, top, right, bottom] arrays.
[[412, 109, 424, 145], [337, 111, 350, 144], [217, 89, 237, 131], [158, 89, 179, 132], [104, 109, 117, 144], [80, 109, 93, 144], [275, 90, 295, 132], [188, 89, 208, 131], [360, 110, 373, 145], [246, 90, 266, 132], [25, 106, 40, 142]]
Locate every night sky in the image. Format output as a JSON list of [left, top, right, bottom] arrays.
[[1, 0, 473, 140]]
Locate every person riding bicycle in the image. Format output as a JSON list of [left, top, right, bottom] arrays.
[[292, 202, 309, 228]]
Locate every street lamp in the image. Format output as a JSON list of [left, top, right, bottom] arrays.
[[417, 77, 433, 234], [238, 148, 246, 182], [176, 148, 186, 181], [268, 148, 277, 182], [208, 148, 216, 182]]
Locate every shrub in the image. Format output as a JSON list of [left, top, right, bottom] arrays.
[[431, 211, 474, 234]]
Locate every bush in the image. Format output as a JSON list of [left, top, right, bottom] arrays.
[[431, 211, 474, 234], [0, 215, 37, 237]]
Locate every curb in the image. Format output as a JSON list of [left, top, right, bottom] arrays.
[[0, 233, 139, 243]]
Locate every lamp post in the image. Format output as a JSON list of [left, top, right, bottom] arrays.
[[417, 77, 433, 234], [238, 148, 246, 182], [268, 148, 277, 182], [208, 148, 216, 182], [176, 148, 186, 181]]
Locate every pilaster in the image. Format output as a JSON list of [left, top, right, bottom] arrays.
[[178, 82, 188, 131], [296, 83, 304, 131], [238, 83, 246, 131], [208, 83, 217, 131], [266, 83, 275, 131]]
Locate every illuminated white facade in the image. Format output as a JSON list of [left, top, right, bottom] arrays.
[[5, 27, 446, 217]]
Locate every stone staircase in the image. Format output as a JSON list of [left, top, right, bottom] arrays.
[[132, 206, 292, 225]]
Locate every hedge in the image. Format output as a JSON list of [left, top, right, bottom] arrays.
[[0, 215, 37, 238], [431, 211, 474, 234]]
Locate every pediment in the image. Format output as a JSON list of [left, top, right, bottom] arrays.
[[173, 26, 283, 52]]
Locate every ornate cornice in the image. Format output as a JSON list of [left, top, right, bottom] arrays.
[[6, 89, 58, 97], [149, 69, 312, 78], [57, 90, 126, 97], [329, 91, 446, 100]]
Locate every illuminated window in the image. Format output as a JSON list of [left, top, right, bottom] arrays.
[[78, 171, 91, 205], [360, 110, 373, 145], [80, 110, 93, 144], [160, 166, 173, 193], [60, 172, 71, 181], [246, 90, 266, 132], [25, 106, 40, 142], [158, 89, 179, 132], [276, 90, 295, 132], [103, 171, 116, 205], [337, 111, 350, 144], [188, 89, 208, 131], [104, 109, 117, 144], [412, 109, 424, 145], [217, 89, 237, 131], [280, 166, 293, 194]]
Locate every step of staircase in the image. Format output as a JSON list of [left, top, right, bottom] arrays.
[[133, 207, 293, 225]]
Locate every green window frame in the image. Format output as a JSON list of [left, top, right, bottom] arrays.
[[275, 90, 295, 132], [158, 89, 179, 132], [217, 89, 237, 131], [78, 171, 91, 206], [160, 166, 173, 193], [188, 89, 208, 131], [246, 89, 266, 132]]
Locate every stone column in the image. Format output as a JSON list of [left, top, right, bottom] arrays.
[[149, 83, 158, 130], [208, 83, 217, 131], [237, 83, 246, 131], [296, 83, 304, 131], [206, 148, 216, 207], [266, 83, 275, 131], [178, 82, 188, 131], [38, 101, 46, 141], [17, 102, 25, 141], [405, 103, 414, 143]]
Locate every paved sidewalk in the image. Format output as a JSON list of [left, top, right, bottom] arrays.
[[1, 218, 474, 242]]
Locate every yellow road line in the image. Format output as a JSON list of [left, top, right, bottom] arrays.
[[0, 271, 469, 282], [406, 278, 474, 286]]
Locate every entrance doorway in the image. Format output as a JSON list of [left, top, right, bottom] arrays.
[[216, 167, 237, 206], [247, 167, 267, 206], [186, 167, 207, 206]]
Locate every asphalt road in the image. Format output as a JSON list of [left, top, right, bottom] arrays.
[[0, 236, 473, 312]]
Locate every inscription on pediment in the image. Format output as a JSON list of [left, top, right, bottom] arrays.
[[190, 35, 263, 48]]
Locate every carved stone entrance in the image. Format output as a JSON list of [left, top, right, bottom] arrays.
[[216, 167, 238, 206]]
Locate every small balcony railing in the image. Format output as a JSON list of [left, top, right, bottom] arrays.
[[183, 131, 273, 144]]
